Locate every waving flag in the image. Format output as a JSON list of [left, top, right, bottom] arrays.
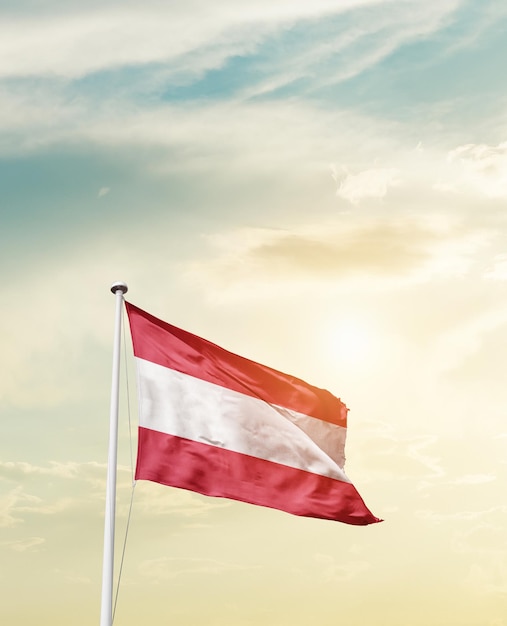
[[126, 302, 380, 525]]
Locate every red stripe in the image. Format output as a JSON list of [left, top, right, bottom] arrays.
[[126, 302, 347, 427], [136, 427, 380, 525]]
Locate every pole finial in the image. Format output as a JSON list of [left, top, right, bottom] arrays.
[[110, 281, 128, 295]]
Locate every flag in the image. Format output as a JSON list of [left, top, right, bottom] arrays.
[[126, 302, 381, 525]]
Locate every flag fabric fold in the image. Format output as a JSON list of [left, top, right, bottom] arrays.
[[126, 302, 380, 525]]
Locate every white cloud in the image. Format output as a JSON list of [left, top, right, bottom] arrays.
[[453, 525, 507, 595], [0, 0, 458, 81], [0, 460, 83, 479], [333, 166, 401, 204], [182, 215, 491, 302], [465, 562, 507, 595], [0, 461, 134, 530], [138, 556, 251, 582], [98, 186, 110, 197], [0, 488, 28, 528], [134, 482, 230, 518], [447, 141, 507, 198], [15, 496, 74, 517], [406, 436, 446, 480], [0, 461, 226, 528], [431, 304, 507, 372], [0, 87, 406, 180], [484, 253, 507, 281], [0, 7, 237, 80], [313, 553, 371, 583], [238, 1, 461, 98], [452, 525, 507, 555], [0, 487, 72, 528], [450, 474, 496, 485], [416, 505, 507, 523], [52, 569, 92, 585], [1, 537, 45, 552]]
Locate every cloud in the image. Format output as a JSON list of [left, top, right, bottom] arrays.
[[455, 524, 507, 596], [0, 461, 125, 528], [0, 0, 459, 81], [406, 436, 446, 480], [0, 238, 142, 408], [356, 433, 447, 484], [0, 0, 464, 168], [416, 505, 507, 524], [431, 303, 507, 373], [183, 215, 491, 300], [138, 556, 252, 583], [0, 488, 29, 528], [313, 553, 371, 583], [333, 166, 401, 204], [0, 6, 247, 80], [0, 88, 385, 167], [248, 225, 423, 275], [0, 486, 73, 528], [52, 569, 92, 585], [452, 525, 507, 555], [14, 496, 74, 517], [98, 186, 110, 197], [0, 460, 221, 531], [134, 482, 230, 518], [236, 1, 461, 98], [450, 474, 496, 485], [465, 562, 507, 596], [484, 253, 507, 281], [446, 141, 507, 198], [0, 460, 89, 479], [1, 537, 45, 552]]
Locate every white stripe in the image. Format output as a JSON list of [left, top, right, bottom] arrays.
[[136, 357, 350, 482]]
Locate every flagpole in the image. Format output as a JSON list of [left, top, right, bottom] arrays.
[[100, 281, 128, 626]]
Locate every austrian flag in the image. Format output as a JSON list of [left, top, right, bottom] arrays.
[[126, 302, 380, 525]]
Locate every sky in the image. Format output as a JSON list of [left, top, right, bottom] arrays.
[[1, 0, 507, 624]]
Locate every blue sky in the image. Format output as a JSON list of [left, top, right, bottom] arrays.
[[1, 1, 507, 625]]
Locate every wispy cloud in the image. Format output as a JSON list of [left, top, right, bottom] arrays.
[[0, 0, 467, 167], [240, 0, 462, 97], [357, 433, 447, 484], [0, 487, 30, 528], [183, 215, 491, 300], [0, 0, 459, 82], [0, 460, 91, 479], [0, 487, 72, 528], [313, 553, 371, 583], [454, 524, 507, 595], [52, 569, 92, 585], [431, 303, 507, 372], [134, 483, 230, 518], [0, 460, 220, 532], [446, 142, 507, 198], [138, 555, 253, 583], [450, 474, 496, 486], [1, 537, 45, 552], [464, 562, 507, 596], [0, 90, 385, 163], [332, 165, 401, 204], [416, 505, 507, 524], [452, 524, 507, 554], [484, 254, 507, 281], [0, 461, 124, 528]]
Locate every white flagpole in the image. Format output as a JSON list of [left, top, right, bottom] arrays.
[[100, 281, 128, 626]]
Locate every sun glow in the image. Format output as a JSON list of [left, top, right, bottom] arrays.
[[324, 318, 375, 366]]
